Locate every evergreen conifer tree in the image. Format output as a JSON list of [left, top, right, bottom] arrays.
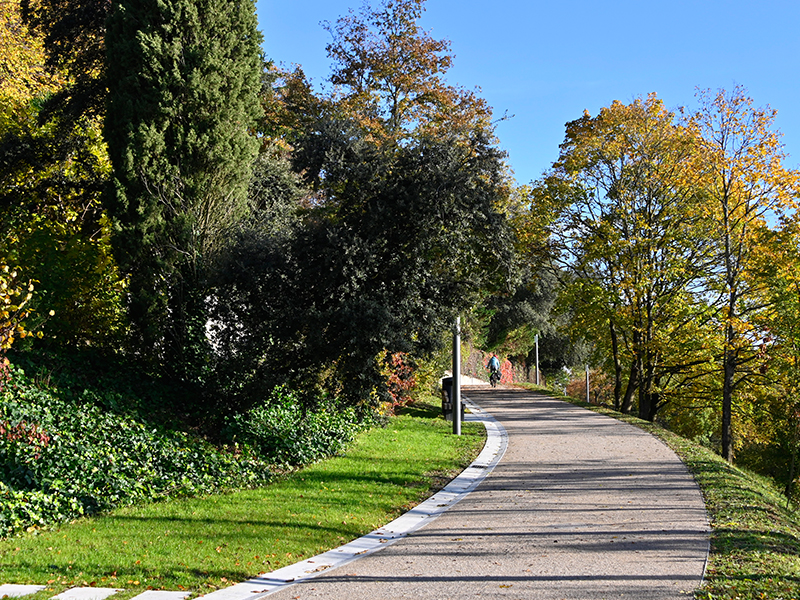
[[104, 0, 263, 379]]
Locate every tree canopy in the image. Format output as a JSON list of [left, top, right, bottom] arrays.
[[533, 87, 800, 485], [694, 85, 800, 460], [543, 95, 715, 419], [319, 0, 493, 146], [211, 119, 516, 410]]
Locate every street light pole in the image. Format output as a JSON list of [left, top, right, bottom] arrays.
[[585, 364, 590, 404], [453, 317, 461, 436]]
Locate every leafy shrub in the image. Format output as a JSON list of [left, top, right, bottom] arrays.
[[382, 351, 416, 411], [0, 364, 273, 538], [0, 482, 85, 536], [225, 385, 369, 467], [9, 349, 199, 429]]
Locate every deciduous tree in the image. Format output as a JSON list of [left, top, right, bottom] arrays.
[[20, 0, 109, 124], [322, 0, 493, 146], [547, 95, 715, 420], [0, 2, 125, 348], [694, 85, 800, 461], [0, 0, 61, 111]]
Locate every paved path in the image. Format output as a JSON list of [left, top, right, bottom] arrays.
[[264, 387, 710, 599]]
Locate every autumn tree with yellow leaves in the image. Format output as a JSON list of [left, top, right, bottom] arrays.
[[0, 0, 125, 348], [543, 94, 717, 421], [536, 87, 800, 470], [746, 219, 800, 499], [695, 85, 800, 461], [0, 0, 60, 112]]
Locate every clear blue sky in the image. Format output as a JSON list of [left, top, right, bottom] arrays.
[[256, 0, 800, 186]]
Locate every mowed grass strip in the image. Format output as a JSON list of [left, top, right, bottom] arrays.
[[0, 396, 485, 599], [521, 384, 800, 600]]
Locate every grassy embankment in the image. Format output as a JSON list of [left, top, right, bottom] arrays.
[[519, 383, 800, 600], [0, 387, 485, 599]]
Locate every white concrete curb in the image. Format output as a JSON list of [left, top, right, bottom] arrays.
[[51, 588, 124, 600], [0, 585, 47, 598], [202, 395, 507, 600]]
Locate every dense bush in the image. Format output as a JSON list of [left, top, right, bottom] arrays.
[[0, 363, 274, 538], [223, 385, 372, 467], [8, 350, 207, 429], [0, 353, 379, 538]]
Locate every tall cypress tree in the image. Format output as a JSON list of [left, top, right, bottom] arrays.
[[104, 0, 263, 379]]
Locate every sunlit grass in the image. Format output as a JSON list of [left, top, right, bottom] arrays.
[[0, 394, 484, 599]]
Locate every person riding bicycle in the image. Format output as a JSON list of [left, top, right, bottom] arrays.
[[488, 354, 500, 385]]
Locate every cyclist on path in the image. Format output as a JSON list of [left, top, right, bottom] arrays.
[[488, 354, 501, 386]]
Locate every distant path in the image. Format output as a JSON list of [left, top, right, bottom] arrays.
[[266, 387, 710, 599]]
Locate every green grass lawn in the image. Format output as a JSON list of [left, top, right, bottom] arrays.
[[0, 395, 485, 599], [520, 383, 800, 600]]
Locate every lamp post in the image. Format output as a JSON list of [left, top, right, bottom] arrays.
[[585, 364, 590, 403], [453, 317, 461, 436]]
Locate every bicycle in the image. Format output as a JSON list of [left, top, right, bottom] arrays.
[[489, 369, 500, 387]]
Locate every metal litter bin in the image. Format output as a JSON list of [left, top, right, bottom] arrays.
[[440, 376, 464, 421]]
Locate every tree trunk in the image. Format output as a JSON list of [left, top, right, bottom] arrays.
[[639, 293, 659, 422], [721, 329, 736, 461], [609, 319, 623, 411], [647, 390, 661, 422], [638, 361, 654, 422], [722, 308, 736, 462], [637, 385, 648, 421], [720, 197, 736, 462], [620, 359, 638, 414]]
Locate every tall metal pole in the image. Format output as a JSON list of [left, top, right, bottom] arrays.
[[453, 317, 461, 436], [535, 333, 540, 385], [585, 364, 590, 404]]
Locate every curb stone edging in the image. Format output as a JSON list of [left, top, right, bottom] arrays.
[[201, 394, 507, 600], [0, 586, 190, 600], [0, 585, 47, 598]]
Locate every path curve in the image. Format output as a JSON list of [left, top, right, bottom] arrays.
[[254, 388, 710, 599]]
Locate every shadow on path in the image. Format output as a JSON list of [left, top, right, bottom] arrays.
[[263, 387, 710, 599]]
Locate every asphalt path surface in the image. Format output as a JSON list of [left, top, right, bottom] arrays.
[[266, 387, 710, 599]]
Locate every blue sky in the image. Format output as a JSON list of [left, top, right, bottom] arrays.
[[256, 0, 800, 186]]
